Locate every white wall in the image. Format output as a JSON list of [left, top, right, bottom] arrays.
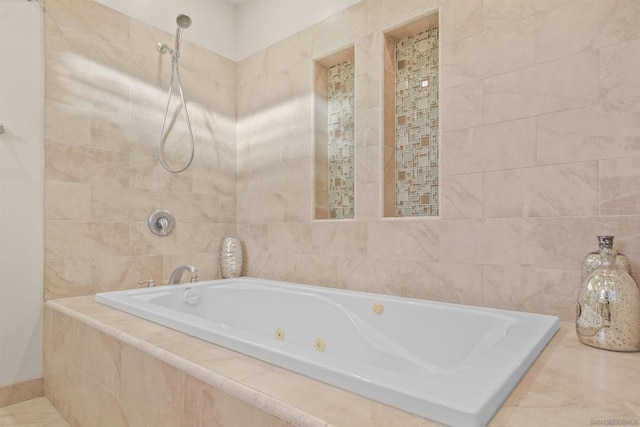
[[235, 0, 360, 60], [0, 0, 44, 388], [94, 0, 361, 61], [95, 0, 237, 60]]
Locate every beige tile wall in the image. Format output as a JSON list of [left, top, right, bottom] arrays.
[[43, 305, 295, 427], [43, 0, 640, 321], [43, 0, 237, 299], [236, 0, 640, 321]]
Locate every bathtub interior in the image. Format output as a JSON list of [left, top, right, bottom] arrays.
[[136, 282, 519, 373]]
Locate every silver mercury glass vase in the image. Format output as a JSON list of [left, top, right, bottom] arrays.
[[581, 235, 631, 281], [576, 245, 640, 352], [220, 237, 243, 278]]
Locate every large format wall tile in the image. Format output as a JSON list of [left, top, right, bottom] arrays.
[[537, 99, 640, 165], [439, 0, 482, 45], [441, 118, 536, 175], [45, 143, 129, 187], [45, 221, 129, 260], [536, 216, 640, 272], [440, 218, 537, 266], [237, 29, 311, 87], [440, 80, 484, 132], [44, 255, 163, 299], [367, 0, 441, 34], [236, 0, 640, 320], [535, 0, 640, 64], [482, 266, 579, 320], [481, 0, 570, 30], [310, 221, 367, 257], [440, 173, 483, 219], [600, 36, 640, 102], [267, 222, 313, 256], [336, 257, 483, 305], [441, 16, 535, 88], [91, 185, 162, 222], [120, 345, 184, 426], [313, 1, 366, 58], [600, 156, 640, 215], [366, 220, 439, 261], [184, 374, 293, 427], [44, 0, 640, 320], [44, 258, 92, 300], [44, 0, 237, 299], [44, 100, 92, 146], [484, 51, 599, 123], [484, 162, 599, 218], [45, 181, 92, 221]]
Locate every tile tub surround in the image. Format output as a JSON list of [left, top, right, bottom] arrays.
[[41, 0, 640, 325], [43, 0, 237, 300], [45, 296, 640, 426], [35, 0, 640, 423], [236, 0, 640, 322]]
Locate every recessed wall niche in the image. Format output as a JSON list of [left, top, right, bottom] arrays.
[[314, 47, 355, 220], [383, 13, 439, 218]]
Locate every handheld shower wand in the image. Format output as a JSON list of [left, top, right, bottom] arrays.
[[174, 14, 191, 58], [156, 14, 196, 174], [156, 15, 192, 57]]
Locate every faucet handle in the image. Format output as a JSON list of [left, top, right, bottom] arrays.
[[138, 279, 156, 288], [190, 274, 198, 283]]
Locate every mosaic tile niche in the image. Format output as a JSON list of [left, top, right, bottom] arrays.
[[326, 60, 355, 219], [394, 26, 439, 217]]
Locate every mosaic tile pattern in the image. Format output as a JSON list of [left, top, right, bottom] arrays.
[[327, 60, 355, 219], [395, 27, 439, 217]]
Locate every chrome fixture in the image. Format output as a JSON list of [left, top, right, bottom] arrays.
[[0, 124, 5, 134], [156, 14, 196, 174], [147, 209, 175, 237], [168, 265, 198, 285], [138, 279, 156, 288], [176, 14, 192, 29]]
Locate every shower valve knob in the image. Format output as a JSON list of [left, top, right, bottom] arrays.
[[148, 209, 175, 237]]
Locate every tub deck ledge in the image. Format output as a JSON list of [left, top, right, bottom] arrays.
[[44, 296, 640, 426]]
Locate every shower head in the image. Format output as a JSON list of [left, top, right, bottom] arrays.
[[176, 14, 192, 29], [172, 15, 192, 58], [157, 15, 191, 58]]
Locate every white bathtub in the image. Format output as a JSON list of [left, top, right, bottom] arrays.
[[95, 277, 559, 427]]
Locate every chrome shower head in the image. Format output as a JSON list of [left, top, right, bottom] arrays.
[[172, 15, 191, 58], [176, 14, 192, 29]]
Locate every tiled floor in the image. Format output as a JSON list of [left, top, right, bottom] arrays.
[[0, 397, 68, 427]]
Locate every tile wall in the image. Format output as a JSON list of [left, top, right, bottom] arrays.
[[237, 0, 640, 321], [41, 0, 640, 322], [43, 0, 237, 299], [44, 303, 296, 426]]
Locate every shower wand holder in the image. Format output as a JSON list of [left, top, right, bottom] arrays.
[[157, 42, 174, 56], [148, 209, 175, 237]]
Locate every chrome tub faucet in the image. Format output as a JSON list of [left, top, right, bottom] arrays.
[[168, 265, 198, 285]]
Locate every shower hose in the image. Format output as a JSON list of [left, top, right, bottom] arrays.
[[157, 50, 195, 173]]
